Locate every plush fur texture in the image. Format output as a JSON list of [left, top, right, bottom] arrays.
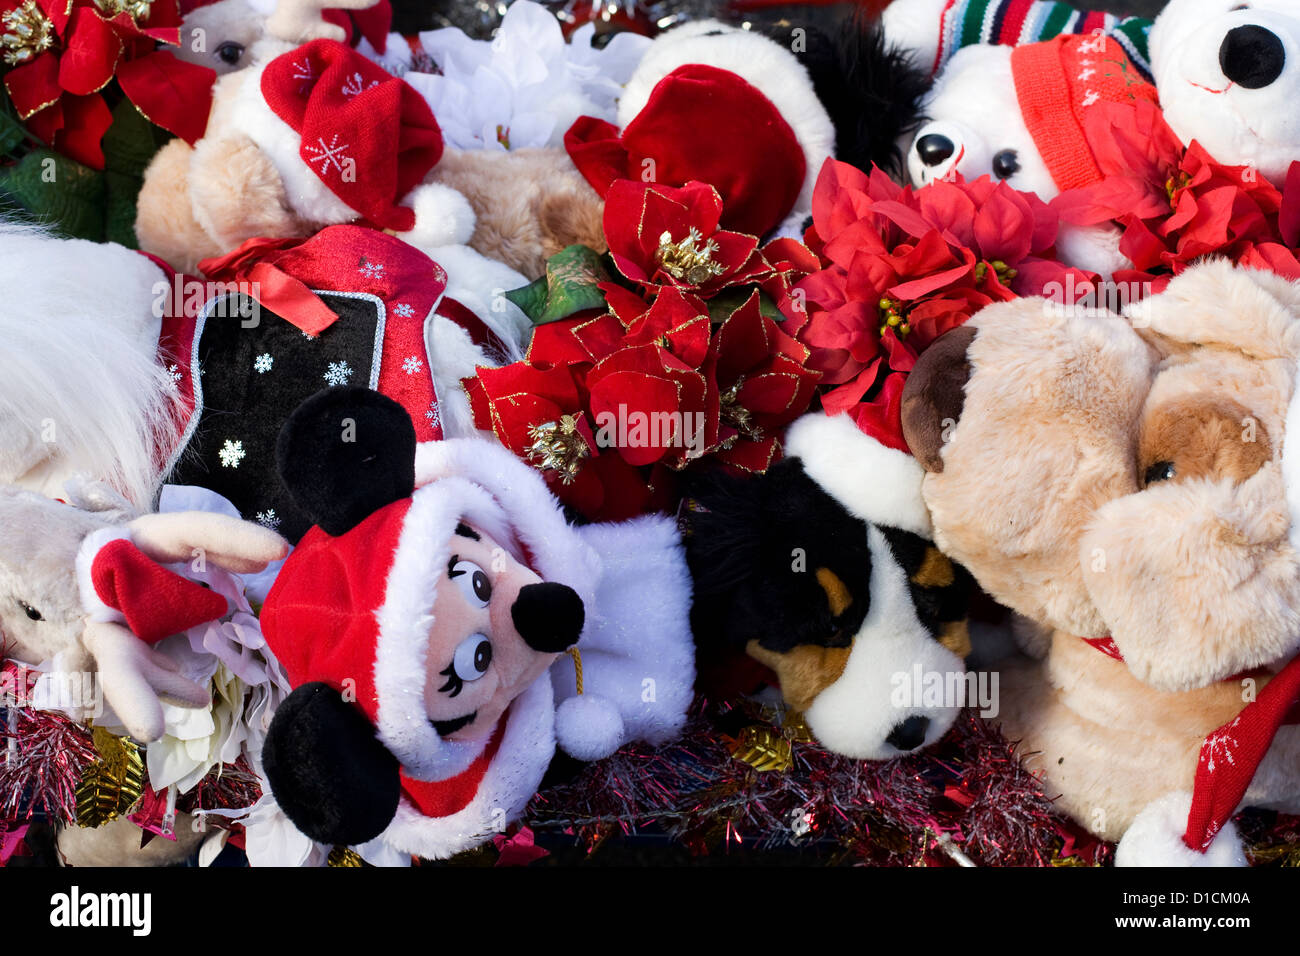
[[0, 225, 174, 510], [902, 261, 1300, 863]]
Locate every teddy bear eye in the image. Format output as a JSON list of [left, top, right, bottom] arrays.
[[19, 601, 43, 622], [992, 150, 1020, 179], [215, 41, 244, 66], [1143, 461, 1177, 485], [448, 557, 492, 607]]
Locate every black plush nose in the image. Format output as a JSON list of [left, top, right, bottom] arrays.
[[512, 582, 585, 653], [885, 715, 930, 752], [1220, 24, 1285, 89], [915, 133, 956, 167]]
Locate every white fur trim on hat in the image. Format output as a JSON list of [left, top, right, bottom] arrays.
[[1114, 791, 1247, 867], [397, 182, 476, 250], [554, 693, 624, 760], [372, 476, 515, 782], [75, 527, 135, 626], [618, 20, 834, 230], [783, 413, 933, 538]]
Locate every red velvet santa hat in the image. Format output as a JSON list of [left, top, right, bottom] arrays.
[[1011, 33, 1158, 192], [259, 39, 470, 244]]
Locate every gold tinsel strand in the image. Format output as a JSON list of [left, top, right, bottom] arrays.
[[525, 414, 589, 485], [74, 726, 145, 829], [727, 725, 793, 773], [328, 845, 365, 867]]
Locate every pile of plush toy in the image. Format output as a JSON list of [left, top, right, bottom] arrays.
[[2, 0, 1299, 868]]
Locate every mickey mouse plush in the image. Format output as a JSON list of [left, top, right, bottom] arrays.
[[259, 387, 694, 859]]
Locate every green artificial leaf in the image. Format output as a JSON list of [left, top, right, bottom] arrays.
[[102, 99, 171, 248], [706, 286, 784, 324], [505, 244, 612, 325], [0, 148, 107, 241], [0, 86, 26, 159]]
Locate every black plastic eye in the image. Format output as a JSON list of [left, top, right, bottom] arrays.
[[992, 149, 1020, 179], [472, 570, 491, 603], [473, 639, 492, 673], [20, 602, 43, 621], [216, 41, 244, 66], [1144, 461, 1176, 484]]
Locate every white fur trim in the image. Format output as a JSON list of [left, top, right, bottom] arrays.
[[380, 672, 555, 860], [424, 243, 531, 363], [554, 693, 624, 760], [1286, 370, 1300, 554], [372, 477, 514, 781], [1115, 791, 1248, 867], [75, 527, 135, 625], [804, 524, 964, 759], [784, 413, 932, 537], [425, 314, 494, 440], [618, 21, 834, 233], [397, 183, 476, 249]]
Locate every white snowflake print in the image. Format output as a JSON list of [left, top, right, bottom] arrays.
[[254, 353, 274, 374], [358, 258, 385, 280], [392, 303, 414, 318], [301, 329, 318, 341], [425, 402, 441, 428], [255, 509, 281, 531], [402, 355, 424, 376], [324, 360, 354, 387], [341, 72, 378, 98], [291, 57, 316, 92], [219, 439, 246, 469], [1201, 717, 1241, 774], [305, 134, 352, 174], [167, 363, 183, 385]]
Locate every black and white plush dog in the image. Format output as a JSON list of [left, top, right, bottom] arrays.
[[684, 412, 974, 760]]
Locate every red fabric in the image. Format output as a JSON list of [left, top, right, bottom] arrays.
[[399, 714, 506, 819], [90, 538, 228, 645], [116, 49, 215, 146], [564, 64, 806, 238], [261, 499, 414, 731], [1081, 635, 1124, 661], [322, 0, 392, 54], [1012, 35, 1157, 192], [260, 38, 443, 232], [1184, 656, 1300, 851], [198, 225, 448, 442]]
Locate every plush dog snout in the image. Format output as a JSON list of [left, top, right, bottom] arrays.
[[885, 715, 930, 752], [1219, 24, 1286, 89], [512, 582, 585, 653], [915, 133, 956, 167], [900, 324, 977, 473]]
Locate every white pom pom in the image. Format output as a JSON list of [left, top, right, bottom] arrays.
[[398, 183, 476, 249], [554, 694, 625, 761], [1115, 791, 1247, 867]]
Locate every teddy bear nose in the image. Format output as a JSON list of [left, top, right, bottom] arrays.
[[512, 582, 585, 653], [885, 715, 930, 752], [915, 133, 956, 167], [1219, 24, 1286, 89]]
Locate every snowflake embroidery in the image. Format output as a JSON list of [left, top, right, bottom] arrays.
[[358, 258, 385, 279], [341, 72, 378, 98], [301, 329, 318, 341], [304, 134, 352, 174], [291, 57, 316, 92], [166, 363, 183, 386], [254, 353, 274, 374], [219, 439, 246, 469], [1081, 89, 1100, 107], [255, 509, 281, 531], [324, 361, 354, 387], [1202, 717, 1241, 774], [392, 303, 414, 318], [402, 355, 424, 376], [425, 402, 441, 428]]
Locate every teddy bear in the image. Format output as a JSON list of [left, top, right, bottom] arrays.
[[0, 479, 288, 865], [135, 0, 610, 280], [899, 259, 1300, 865], [0, 215, 527, 531], [255, 387, 694, 862], [683, 411, 976, 760]]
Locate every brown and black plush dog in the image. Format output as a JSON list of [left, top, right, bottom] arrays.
[[683, 412, 974, 760]]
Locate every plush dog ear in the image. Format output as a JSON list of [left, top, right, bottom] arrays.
[[276, 387, 417, 536], [900, 324, 976, 473], [262, 682, 402, 848]]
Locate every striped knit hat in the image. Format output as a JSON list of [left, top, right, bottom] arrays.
[[928, 0, 1152, 80]]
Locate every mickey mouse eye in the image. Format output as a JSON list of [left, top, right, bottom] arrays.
[[438, 634, 492, 696], [1144, 461, 1176, 485], [19, 601, 43, 621], [215, 41, 244, 66], [992, 150, 1020, 179], [448, 557, 492, 607]]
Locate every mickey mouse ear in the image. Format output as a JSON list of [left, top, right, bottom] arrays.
[[276, 387, 417, 537]]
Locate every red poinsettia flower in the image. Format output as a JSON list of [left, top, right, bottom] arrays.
[[792, 157, 1089, 452], [1051, 99, 1300, 287], [704, 291, 821, 471], [2, 0, 212, 168], [603, 178, 772, 297]]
